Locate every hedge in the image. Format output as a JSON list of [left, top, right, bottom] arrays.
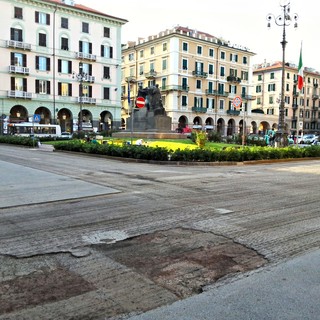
[[1, 136, 320, 162]]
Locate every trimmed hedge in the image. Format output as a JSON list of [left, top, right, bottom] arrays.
[[2, 136, 320, 162]]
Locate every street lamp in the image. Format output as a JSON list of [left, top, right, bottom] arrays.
[[266, 0, 298, 147], [72, 62, 88, 131]]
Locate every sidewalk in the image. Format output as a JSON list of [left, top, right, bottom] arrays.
[[128, 249, 320, 320]]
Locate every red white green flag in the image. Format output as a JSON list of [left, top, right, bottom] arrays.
[[297, 44, 303, 91]]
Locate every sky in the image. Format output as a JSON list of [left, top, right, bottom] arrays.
[[79, 0, 320, 71]]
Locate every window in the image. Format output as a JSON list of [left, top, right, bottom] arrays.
[[14, 7, 23, 19], [61, 37, 69, 50], [150, 47, 154, 55], [230, 53, 238, 62], [104, 87, 110, 99], [182, 59, 188, 70], [139, 65, 144, 75], [182, 77, 188, 90], [220, 66, 225, 77], [79, 41, 92, 54], [11, 27, 23, 41], [268, 84, 276, 91], [38, 33, 47, 47], [61, 17, 68, 29], [219, 99, 224, 110], [162, 59, 167, 71], [81, 63, 92, 75], [182, 42, 188, 52], [163, 43, 167, 51], [182, 95, 187, 106], [286, 72, 290, 79], [218, 83, 225, 94], [220, 51, 226, 60], [196, 80, 201, 89], [36, 56, 50, 71], [104, 27, 110, 38], [197, 46, 202, 55], [128, 53, 134, 61], [208, 64, 214, 75], [256, 85, 262, 93], [101, 45, 113, 58], [229, 68, 237, 77], [82, 22, 89, 33], [270, 72, 275, 79], [230, 85, 237, 94], [103, 66, 110, 79], [243, 56, 248, 64], [11, 52, 26, 66], [150, 62, 155, 72], [139, 50, 144, 58], [194, 96, 203, 107], [269, 96, 274, 104], [207, 98, 214, 109], [58, 83, 72, 96], [258, 74, 262, 81], [241, 71, 248, 81], [11, 77, 26, 91], [209, 48, 214, 57], [161, 78, 167, 89], [58, 59, 71, 74], [82, 84, 92, 97], [35, 80, 50, 94], [35, 11, 50, 25], [286, 83, 290, 92]]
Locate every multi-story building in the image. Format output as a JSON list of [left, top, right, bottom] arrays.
[[0, 0, 127, 133], [252, 61, 320, 135], [121, 26, 259, 136]]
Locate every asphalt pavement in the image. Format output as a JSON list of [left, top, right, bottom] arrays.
[[128, 249, 320, 320]]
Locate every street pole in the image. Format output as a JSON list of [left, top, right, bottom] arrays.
[[267, 0, 298, 147], [73, 62, 86, 133]]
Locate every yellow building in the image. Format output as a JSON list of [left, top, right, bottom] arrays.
[[121, 26, 257, 136], [252, 61, 320, 135]]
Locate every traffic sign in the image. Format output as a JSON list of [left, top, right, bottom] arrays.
[[136, 96, 145, 108], [33, 114, 41, 122], [232, 96, 242, 109]]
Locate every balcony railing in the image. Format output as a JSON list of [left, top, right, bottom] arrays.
[[78, 97, 96, 104], [76, 52, 97, 61], [227, 75, 241, 83], [83, 75, 95, 83], [8, 65, 30, 74], [312, 94, 319, 100], [227, 109, 240, 116], [6, 40, 31, 50], [8, 90, 32, 99], [125, 76, 136, 83], [145, 70, 157, 78], [292, 104, 298, 109], [192, 70, 208, 78], [192, 106, 207, 113], [241, 94, 256, 100], [161, 85, 189, 92]]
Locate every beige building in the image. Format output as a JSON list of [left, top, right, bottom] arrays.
[[121, 26, 262, 136], [252, 61, 320, 135], [0, 0, 127, 133]]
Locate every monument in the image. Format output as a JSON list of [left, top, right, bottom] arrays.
[[127, 84, 172, 132]]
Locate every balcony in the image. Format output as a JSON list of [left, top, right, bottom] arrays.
[[213, 90, 228, 97], [227, 75, 241, 83], [312, 94, 319, 100], [6, 40, 31, 50], [161, 85, 189, 92], [312, 106, 319, 111], [192, 106, 207, 113], [8, 65, 30, 75], [83, 75, 95, 83], [8, 90, 32, 99], [145, 70, 157, 79], [227, 109, 240, 116], [76, 52, 97, 61], [292, 103, 298, 109], [241, 94, 256, 100], [78, 97, 96, 104], [192, 70, 208, 78], [125, 76, 136, 83]]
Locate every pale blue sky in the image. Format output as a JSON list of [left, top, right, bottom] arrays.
[[79, 0, 320, 71]]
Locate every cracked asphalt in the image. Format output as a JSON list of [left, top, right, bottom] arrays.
[[0, 144, 319, 319]]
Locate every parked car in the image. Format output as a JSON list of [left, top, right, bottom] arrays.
[[300, 134, 317, 144], [60, 132, 73, 139]]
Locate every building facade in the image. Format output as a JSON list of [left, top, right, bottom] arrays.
[[0, 0, 127, 133], [252, 61, 320, 136], [121, 26, 266, 136]]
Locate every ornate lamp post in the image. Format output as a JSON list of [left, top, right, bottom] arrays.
[[266, 0, 298, 147], [72, 62, 88, 131]]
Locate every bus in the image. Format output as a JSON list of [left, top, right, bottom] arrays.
[[7, 122, 62, 137]]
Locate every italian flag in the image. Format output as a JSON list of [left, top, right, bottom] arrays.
[[297, 44, 303, 91]]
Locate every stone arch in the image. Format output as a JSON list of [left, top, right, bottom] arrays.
[[10, 105, 28, 122], [34, 106, 51, 124]]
